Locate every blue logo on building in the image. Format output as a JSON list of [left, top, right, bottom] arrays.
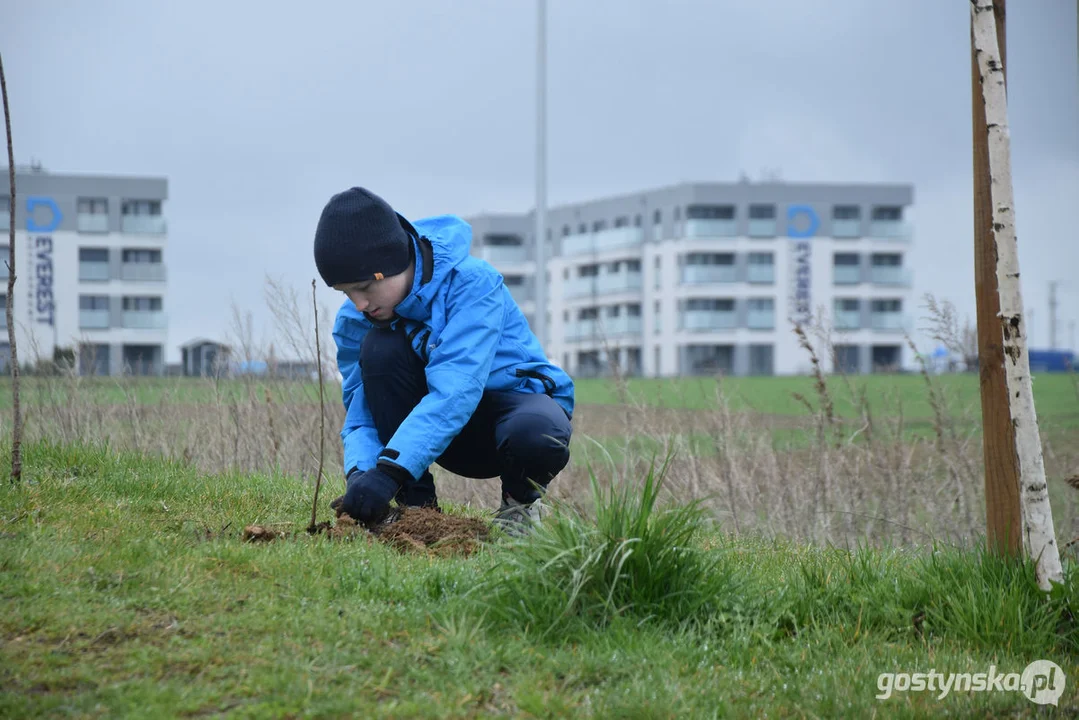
[[26, 197, 63, 233], [787, 205, 820, 239]]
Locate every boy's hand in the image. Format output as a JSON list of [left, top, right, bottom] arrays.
[[332, 468, 400, 525]]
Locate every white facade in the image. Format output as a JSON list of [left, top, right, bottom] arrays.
[[1, 170, 169, 375], [468, 181, 915, 377]]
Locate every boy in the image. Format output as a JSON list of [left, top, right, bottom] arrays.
[[314, 187, 574, 532]]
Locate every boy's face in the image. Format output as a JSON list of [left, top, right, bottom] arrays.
[[333, 260, 414, 322]]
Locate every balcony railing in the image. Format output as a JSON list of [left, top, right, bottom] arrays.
[[684, 219, 737, 238], [869, 266, 912, 287], [595, 226, 643, 252], [482, 245, 529, 264], [565, 316, 641, 341], [834, 310, 861, 330], [681, 265, 736, 284], [682, 310, 737, 331], [868, 220, 912, 240], [121, 263, 167, 282], [79, 262, 110, 282], [746, 264, 774, 284], [747, 219, 777, 238], [122, 310, 167, 329], [870, 312, 907, 331], [77, 214, 109, 233], [562, 227, 643, 256], [833, 266, 861, 285], [121, 215, 167, 235], [832, 219, 861, 238], [508, 285, 532, 305], [565, 277, 597, 298], [746, 308, 775, 330], [79, 310, 110, 329], [595, 272, 642, 295]]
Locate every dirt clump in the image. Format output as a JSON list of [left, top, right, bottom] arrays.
[[373, 507, 491, 557], [242, 525, 282, 542]]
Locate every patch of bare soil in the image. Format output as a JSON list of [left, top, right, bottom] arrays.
[[374, 507, 491, 557], [245, 508, 490, 557]]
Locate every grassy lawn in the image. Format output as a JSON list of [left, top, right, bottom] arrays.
[[1, 442, 1075, 718], [574, 373, 1079, 422]]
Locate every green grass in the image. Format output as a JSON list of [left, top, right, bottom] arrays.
[[574, 372, 1079, 422], [1, 442, 1076, 717]]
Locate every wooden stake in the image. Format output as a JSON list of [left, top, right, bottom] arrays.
[[971, 0, 1064, 590], [971, 0, 1020, 558], [308, 279, 327, 531], [0, 53, 22, 484]]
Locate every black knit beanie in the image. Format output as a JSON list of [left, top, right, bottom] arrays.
[[313, 187, 413, 287]]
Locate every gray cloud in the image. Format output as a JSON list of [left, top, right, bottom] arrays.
[[3, 0, 1077, 359]]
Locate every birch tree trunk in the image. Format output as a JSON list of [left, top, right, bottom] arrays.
[[971, 0, 1063, 591]]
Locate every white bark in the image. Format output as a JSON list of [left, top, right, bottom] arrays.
[[971, 0, 1064, 591]]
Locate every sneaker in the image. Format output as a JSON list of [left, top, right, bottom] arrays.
[[494, 494, 547, 537]]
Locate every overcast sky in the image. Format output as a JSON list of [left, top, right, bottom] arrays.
[[3, 0, 1077, 363]]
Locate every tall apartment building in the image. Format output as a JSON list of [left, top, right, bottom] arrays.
[[1, 168, 169, 375], [467, 181, 914, 377]]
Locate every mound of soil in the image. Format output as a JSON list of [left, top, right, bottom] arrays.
[[265, 507, 494, 557], [373, 507, 491, 557]]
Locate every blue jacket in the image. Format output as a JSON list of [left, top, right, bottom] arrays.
[[332, 214, 575, 481]]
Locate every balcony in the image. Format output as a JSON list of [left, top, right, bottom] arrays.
[[121, 215, 167, 235], [746, 308, 775, 330], [870, 266, 912, 287], [79, 310, 110, 329], [682, 310, 737, 332], [868, 220, 912, 240], [596, 272, 642, 295], [561, 227, 643, 256], [79, 262, 110, 282], [508, 285, 532, 306], [681, 265, 736, 284], [748, 219, 777, 238], [565, 316, 642, 341], [121, 263, 167, 282], [565, 277, 597, 298], [834, 310, 861, 330], [684, 219, 737, 238], [870, 312, 907, 332], [833, 266, 862, 285], [77, 214, 109, 233], [832, 219, 861, 238], [482, 245, 529, 264], [122, 311, 167, 330], [746, 264, 774, 284], [595, 227, 643, 252]]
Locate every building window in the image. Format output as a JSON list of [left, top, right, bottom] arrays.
[[503, 275, 526, 287], [871, 253, 901, 267], [685, 252, 735, 266], [614, 216, 629, 228], [653, 210, 661, 224], [78, 198, 108, 215], [123, 296, 163, 311], [592, 220, 607, 232], [79, 295, 109, 311], [122, 249, 162, 264], [833, 205, 860, 220], [685, 298, 735, 312], [871, 206, 902, 221], [562, 225, 570, 237], [686, 205, 735, 220], [627, 303, 641, 316], [579, 307, 599, 320], [748, 344, 774, 376], [871, 299, 902, 313], [749, 204, 776, 220], [121, 200, 161, 216], [578, 223, 587, 234], [835, 345, 861, 373], [578, 264, 599, 277], [834, 253, 860, 266]]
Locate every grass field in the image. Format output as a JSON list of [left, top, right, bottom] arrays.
[[1, 372, 1077, 422], [1, 442, 1076, 718]]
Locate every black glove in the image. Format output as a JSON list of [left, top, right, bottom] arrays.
[[330, 467, 401, 525]]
